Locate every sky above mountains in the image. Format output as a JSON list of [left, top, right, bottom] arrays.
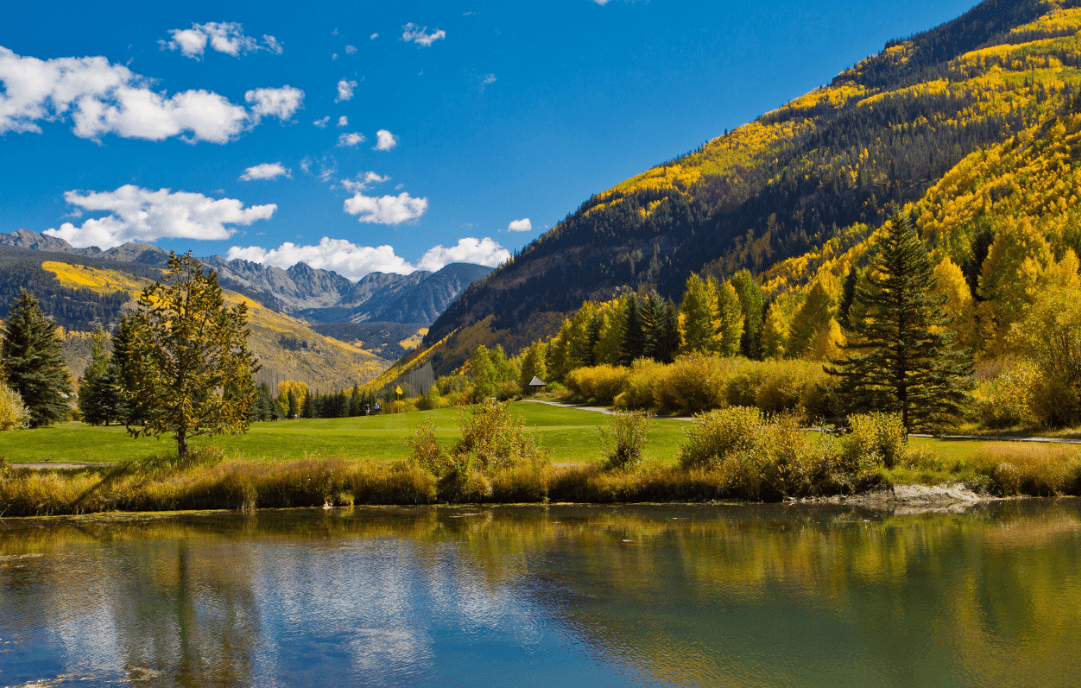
[[1, 0, 975, 280]]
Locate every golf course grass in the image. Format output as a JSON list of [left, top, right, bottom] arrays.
[[0, 401, 693, 466]]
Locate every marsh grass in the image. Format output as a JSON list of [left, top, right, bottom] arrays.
[[969, 443, 1081, 496]]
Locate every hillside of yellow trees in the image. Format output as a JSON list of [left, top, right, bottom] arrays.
[[419, 0, 1081, 382]]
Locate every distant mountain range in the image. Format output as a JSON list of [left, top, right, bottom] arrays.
[[0, 229, 493, 326]]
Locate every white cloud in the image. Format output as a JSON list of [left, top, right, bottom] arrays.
[[240, 162, 290, 181], [417, 237, 509, 271], [0, 46, 299, 143], [228, 238, 414, 278], [373, 129, 397, 151], [245, 86, 303, 121], [227, 235, 508, 279], [401, 24, 446, 46], [161, 23, 280, 59], [483, 74, 497, 85], [345, 45, 357, 54], [313, 116, 330, 128], [370, 33, 379, 40], [337, 132, 365, 147], [507, 218, 532, 232], [344, 191, 427, 224], [44, 185, 276, 249], [341, 171, 390, 193], [335, 79, 357, 102], [337, 115, 348, 127]]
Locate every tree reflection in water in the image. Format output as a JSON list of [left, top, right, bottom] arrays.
[[0, 501, 1079, 687]]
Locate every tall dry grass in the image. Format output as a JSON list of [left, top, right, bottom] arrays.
[[970, 443, 1081, 496]]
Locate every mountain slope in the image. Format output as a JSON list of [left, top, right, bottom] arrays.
[[421, 0, 1081, 373]]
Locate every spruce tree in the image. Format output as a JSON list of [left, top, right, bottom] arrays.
[[653, 299, 681, 364], [620, 294, 646, 364], [730, 270, 765, 359], [79, 327, 128, 426], [826, 215, 974, 432], [1, 290, 72, 427]]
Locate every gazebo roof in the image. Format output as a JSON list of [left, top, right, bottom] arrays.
[[527, 376, 547, 387]]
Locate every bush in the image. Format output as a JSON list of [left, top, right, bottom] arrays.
[[839, 412, 907, 471], [566, 365, 630, 404], [976, 359, 1040, 429], [0, 384, 30, 431], [599, 411, 653, 470], [656, 353, 730, 414], [416, 389, 450, 411], [678, 407, 829, 500], [614, 359, 666, 410], [495, 380, 521, 402]]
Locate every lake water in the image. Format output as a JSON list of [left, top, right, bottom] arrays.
[[1, 501, 1080, 687]]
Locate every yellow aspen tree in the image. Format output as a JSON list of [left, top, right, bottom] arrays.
[[678, 273, 718, 354], [932, 257, 977, 351], [978, 217, 1054, 347], [714, 280, 744, 357], [787, 280, 834, 359]]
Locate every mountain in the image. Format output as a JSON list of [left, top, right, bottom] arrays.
[[418, 0, 1081, 374], [0, 230, 494, 326]]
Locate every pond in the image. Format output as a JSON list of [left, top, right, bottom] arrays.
[[1, 501, 1080, 687]]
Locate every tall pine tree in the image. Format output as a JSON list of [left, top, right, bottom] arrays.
[[1, 290, 72, 427], [826, 215, 974, 431]]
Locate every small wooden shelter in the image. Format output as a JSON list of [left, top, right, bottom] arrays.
[[526, 376, 547, 396]]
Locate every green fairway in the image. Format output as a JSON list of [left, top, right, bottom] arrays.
[[0, 402, 691, 466]]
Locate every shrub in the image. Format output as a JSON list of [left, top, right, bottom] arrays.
[[656, 353, 730, 414], [839, 412, 907, 471], [679, 406, 765, 470], [678, 407, 829, 499], [0, 384, 30, 431], [495, 380, 521, 402], [976, 359, 1039, 428], [599, 411, 653, 470], [416, 389, 450, 411], [566, 365, 630, 404], [407, 419, 453, 476], [614, 359, 666, 410]]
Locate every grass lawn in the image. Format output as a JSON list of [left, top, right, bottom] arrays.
[[0, 402, 691, 466]]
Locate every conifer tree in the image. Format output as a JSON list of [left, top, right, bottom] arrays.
[[714, 281, 744, 357], [826, 215, 974, 431], [652, 299, 681, 364], [1, 290, 72, 427], [788, 281, 835, 360], [79, 327, 127, 426], [113, 312, 154, 427], [287, 390, 299, 418], [620, 294, 646, 364]]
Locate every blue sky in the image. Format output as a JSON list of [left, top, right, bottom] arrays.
[[0, 0, 978, 280]]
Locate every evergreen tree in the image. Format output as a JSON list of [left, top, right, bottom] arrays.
[[826, 215, 974, 431], [653, 299, 681, 364], [838, 267, 859, 331], [79, 327, 127, 426], [1, 290, 72, 427], [620, 294, 646, 364], [113, 312, 154, 427], [287, 390, 299, 419], [787, 281, 835, 360], [729, 270, 765, 359], [350, 384, 363, 416]]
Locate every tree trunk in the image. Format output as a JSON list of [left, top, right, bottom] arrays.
[[177, 429, 188, 459]]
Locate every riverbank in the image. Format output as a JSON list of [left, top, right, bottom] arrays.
[[1, 446, 1072, 518]]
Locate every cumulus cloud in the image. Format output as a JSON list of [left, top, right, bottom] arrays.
[[483, 74, 496, 85], [337, 132, 365, 147], [313, 116, 330, 128], [345, 45, 357, 54], [0, 46, 300, 143], [337, 115, 348, 127], [160, 22, 280, 59], [335, 79, 357, 102], [240, 162, 290, 181], [507, 218, 532, 232], [373, 129, 397, 151], [43, 185, 276, 249], [417, 237, 509, 271], [370, 33, 379, 40], [227, 235, 508, 279], [244, 86, 303, 121], [344, 191, 427, 224], [227, 238, 414, 278], [401, 24, 446, 46], [341, 171, 390, 193]]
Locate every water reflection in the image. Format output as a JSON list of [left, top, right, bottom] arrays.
[[1, 501, 1080, 687]]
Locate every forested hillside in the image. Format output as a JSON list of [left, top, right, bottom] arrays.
[[422, 0, 1081, 374]]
